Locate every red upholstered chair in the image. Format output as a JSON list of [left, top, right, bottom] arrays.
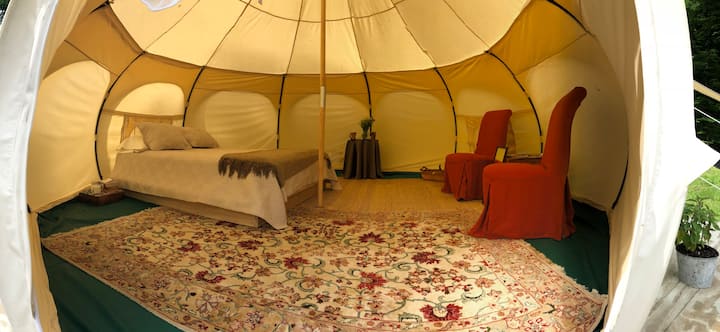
[[469, 87, 587, 240], [441, 109, 512, 201]]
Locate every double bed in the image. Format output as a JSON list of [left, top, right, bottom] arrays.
[[108, 120, 336, 229], [112, 148, 337, 229]]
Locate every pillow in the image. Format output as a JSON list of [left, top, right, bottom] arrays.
[[182, 127, 219, 148], [136, 123, 192, 150], [118, 135, 148, 152]]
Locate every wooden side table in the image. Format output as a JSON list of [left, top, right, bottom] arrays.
[[77, 187, 124, 205], [343, 139, 383, 179]]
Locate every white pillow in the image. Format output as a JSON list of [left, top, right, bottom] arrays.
[[118, 135, 148, 152]]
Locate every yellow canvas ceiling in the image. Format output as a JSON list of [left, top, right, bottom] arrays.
[[1, 0, 718, 331]]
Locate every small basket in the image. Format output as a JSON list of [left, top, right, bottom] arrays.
[[420, 165, 444, 182]]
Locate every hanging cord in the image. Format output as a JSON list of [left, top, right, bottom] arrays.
[[697, 176, 720, 192], [695, 107, 720, 126]]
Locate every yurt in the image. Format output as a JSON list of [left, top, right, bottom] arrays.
[[0, 0, 718, 331]]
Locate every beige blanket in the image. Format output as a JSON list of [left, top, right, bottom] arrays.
[[219, 149, 325, 187]]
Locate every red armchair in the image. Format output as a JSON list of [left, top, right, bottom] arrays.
[[468, 87, 587, 240], [442, 109, 512, 201]]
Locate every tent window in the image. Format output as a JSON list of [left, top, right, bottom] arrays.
[[140, 0, 181, 12]]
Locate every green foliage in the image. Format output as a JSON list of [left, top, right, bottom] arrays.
[[0, 0, 9, 11], [677, 195, 719, 252], [687, 167, 720, 215], [679, 167, 720, 252], [686, 0, 720, 151], [359, 117, 374, 138]]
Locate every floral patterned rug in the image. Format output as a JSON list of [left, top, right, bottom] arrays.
[[42, 206, 606, 331]]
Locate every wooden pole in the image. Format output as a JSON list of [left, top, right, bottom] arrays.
[[318, 0, 326, 207]]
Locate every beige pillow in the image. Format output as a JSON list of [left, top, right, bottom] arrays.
[[136, 123, 192, 150], [182, 127, 219, 148]]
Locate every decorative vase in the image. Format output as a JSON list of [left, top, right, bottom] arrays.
[[361, 128, 369, 139]]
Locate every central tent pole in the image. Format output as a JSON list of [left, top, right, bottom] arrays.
[[317, 0, 326, 207]]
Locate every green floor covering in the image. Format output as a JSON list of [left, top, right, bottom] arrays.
[[38, 197, 608, 332]]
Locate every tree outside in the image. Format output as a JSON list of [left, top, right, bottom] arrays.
[[0, 0, 9, 24], [686, 0, 720, 153]]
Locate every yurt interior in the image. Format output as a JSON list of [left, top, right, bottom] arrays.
[[1, 0, 718, 331]]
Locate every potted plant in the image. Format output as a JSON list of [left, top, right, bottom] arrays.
[[360, 117, 374, 139], [675, 196, 719, 288]]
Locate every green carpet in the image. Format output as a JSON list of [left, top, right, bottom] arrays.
[[39, 196, 609, 332], [39, 198, 179, 332], [526, 201, 610, 294]]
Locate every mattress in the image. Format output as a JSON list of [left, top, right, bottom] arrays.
[[111, 148, 336, 229]]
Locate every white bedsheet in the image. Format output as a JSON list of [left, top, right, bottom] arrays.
[[111, 148, 336, 229]]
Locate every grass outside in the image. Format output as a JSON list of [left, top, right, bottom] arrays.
[[687, 166, 720, 216]]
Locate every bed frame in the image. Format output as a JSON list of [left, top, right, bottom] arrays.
[[122, 181, 318, 228]]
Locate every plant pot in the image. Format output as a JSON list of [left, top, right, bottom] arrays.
[[676, 245, 719, 289]]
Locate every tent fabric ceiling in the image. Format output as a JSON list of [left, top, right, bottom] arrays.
[[110, 0, 531, 74]]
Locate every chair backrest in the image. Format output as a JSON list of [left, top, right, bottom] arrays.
[[474, 109, 512, 157], [541, 87, 587, 175]]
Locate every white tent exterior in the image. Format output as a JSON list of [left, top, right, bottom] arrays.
[[0, 0, 718, 331]]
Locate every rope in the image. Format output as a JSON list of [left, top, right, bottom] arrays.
[[695, 107, 720, 126], [698, 176, 720, 192]]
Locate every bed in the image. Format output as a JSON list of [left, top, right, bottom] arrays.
[[110, 121, 337, 229]]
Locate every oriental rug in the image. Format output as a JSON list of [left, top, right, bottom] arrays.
[[42, 207, 606, 331]]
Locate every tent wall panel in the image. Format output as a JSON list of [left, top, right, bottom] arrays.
[[518, 35, 628, 211], [65, 7, 142, 76], [41, 0, 90, 79], [187, 91, 278, 150], [493, 0, 586, 75], [553, 0, 584, 22], [367, 71, 454, 171], [372, 91, 454, 171], [278, 74, 370, 168], [189, 69, 283, 114], [27, 61, 110, 210], [279, 94, 369, 168], [103, 55, 200, 110], [44, 42, 93, 78], [97, 83, 187, 177], [195, 68, 283, 95], [439, 55, 538, 154]]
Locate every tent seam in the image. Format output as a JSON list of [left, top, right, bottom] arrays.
[[284, 0, 305, 74], [143, 0, 202, 51], [202, 1, 251, 67], [441, 0, 491, 50], [391, 3, 436, 68]]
